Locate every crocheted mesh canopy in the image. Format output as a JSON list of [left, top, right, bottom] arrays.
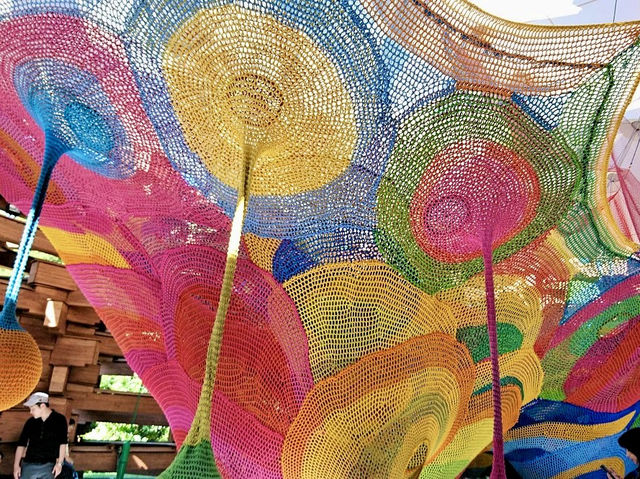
[[0, 1, 639, 478]]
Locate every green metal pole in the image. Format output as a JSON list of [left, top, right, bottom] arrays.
[[115, 441, 131, 479]]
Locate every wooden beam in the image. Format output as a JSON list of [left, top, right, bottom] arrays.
[[69, 390, 164, 415], [66, 383, 96, 393], [50, 336, 99, 366], [75, 410, 169, 427], [66, 289, 91, 308], [49, 396, 72, 418], [70, 444, 118, 473], [67, 390, 167, 426], [65, 322, 96, 337], [34, 284, 69, 302], [66, 306, 101, 326], [68, 364, 100, 386], [0, 280, 48, 315], [37, 349, 53, 391], [99, 360, 133, 376], [0, 442, 176, 476], [96, 332, 122, 357], [0, 409, 31, 442], [72, 443, 176, 474], [28, 261, 76, 291], [20, 315, 56, 350], [0, 215, 58, 256], [125, 444, 177, 474], [49, 366, 69, 394]]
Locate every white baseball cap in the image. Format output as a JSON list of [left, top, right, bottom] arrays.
[[23, 392, 49, 407]]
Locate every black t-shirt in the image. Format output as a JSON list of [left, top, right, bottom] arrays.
[[18, 409, 68, 464]]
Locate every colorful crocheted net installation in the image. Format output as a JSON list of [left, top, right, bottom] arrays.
[[0, 1, 639, 478], [504, 400, 640, 479], [608, 159, 640, 244]]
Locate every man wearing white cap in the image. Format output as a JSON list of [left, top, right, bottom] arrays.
[[13, 392, 68, 479]]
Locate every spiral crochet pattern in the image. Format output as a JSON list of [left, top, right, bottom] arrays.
[[0, 1, 639, 478]]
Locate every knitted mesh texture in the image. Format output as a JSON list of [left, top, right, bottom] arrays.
[[0, 1, 639, 478]]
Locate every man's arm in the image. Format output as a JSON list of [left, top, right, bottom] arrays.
[[52, 443, 66, 477], [52, 413, 68, 478], [13, 445, 25, 479]]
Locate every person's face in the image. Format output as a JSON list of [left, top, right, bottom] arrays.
[[626, 449, 638, 465], [29, 403, 45, 419]]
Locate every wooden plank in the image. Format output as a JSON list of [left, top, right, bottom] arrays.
[[66, 289, 90, 308], [126, 444, 177, 474], [0, 280, 47, 315], [100, 360, 133, 376], [34, 284, 69, 302], [65, 322, 96, 337], [66, 383, 95, 393], [75, 409, 168, 427], [48, 396, 71, 417], [69, 444, 117, 472], [50, 336, 99, 366], [69, 390, 162, 414], [1, 443, 176, 475], [20, 315, 56, 350], [96, 333, 122, 357], [37, 349, 53, 391], [28, 261, 77, 291], [0, 409, 30, 442], [44, 299, 68, 334], [49, 366, 69, 394], [0, 215, 57, 256], [69, 444, 176, 474], [66, 306, 101, 326], [37, 377, 50, 392], [67, 390, 167, 425], [68, 365, 100, 386]]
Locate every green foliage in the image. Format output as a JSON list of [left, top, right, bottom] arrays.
[[100, 374, 148, 393], [80, 422, 170, 442]]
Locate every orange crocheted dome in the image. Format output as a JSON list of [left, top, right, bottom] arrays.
[[0, 328, 42, 411]]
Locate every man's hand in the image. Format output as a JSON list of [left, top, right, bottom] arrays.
[[52, 461, 62, 478], [13, 445, 25, 479]]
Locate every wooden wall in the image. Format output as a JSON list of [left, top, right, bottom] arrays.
[[0, 212, 174, 476]]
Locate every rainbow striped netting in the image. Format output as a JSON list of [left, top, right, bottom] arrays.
[[0, 1, 639, 478]]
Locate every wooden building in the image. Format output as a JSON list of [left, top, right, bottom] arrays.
[[0, 198, 176, 476]]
